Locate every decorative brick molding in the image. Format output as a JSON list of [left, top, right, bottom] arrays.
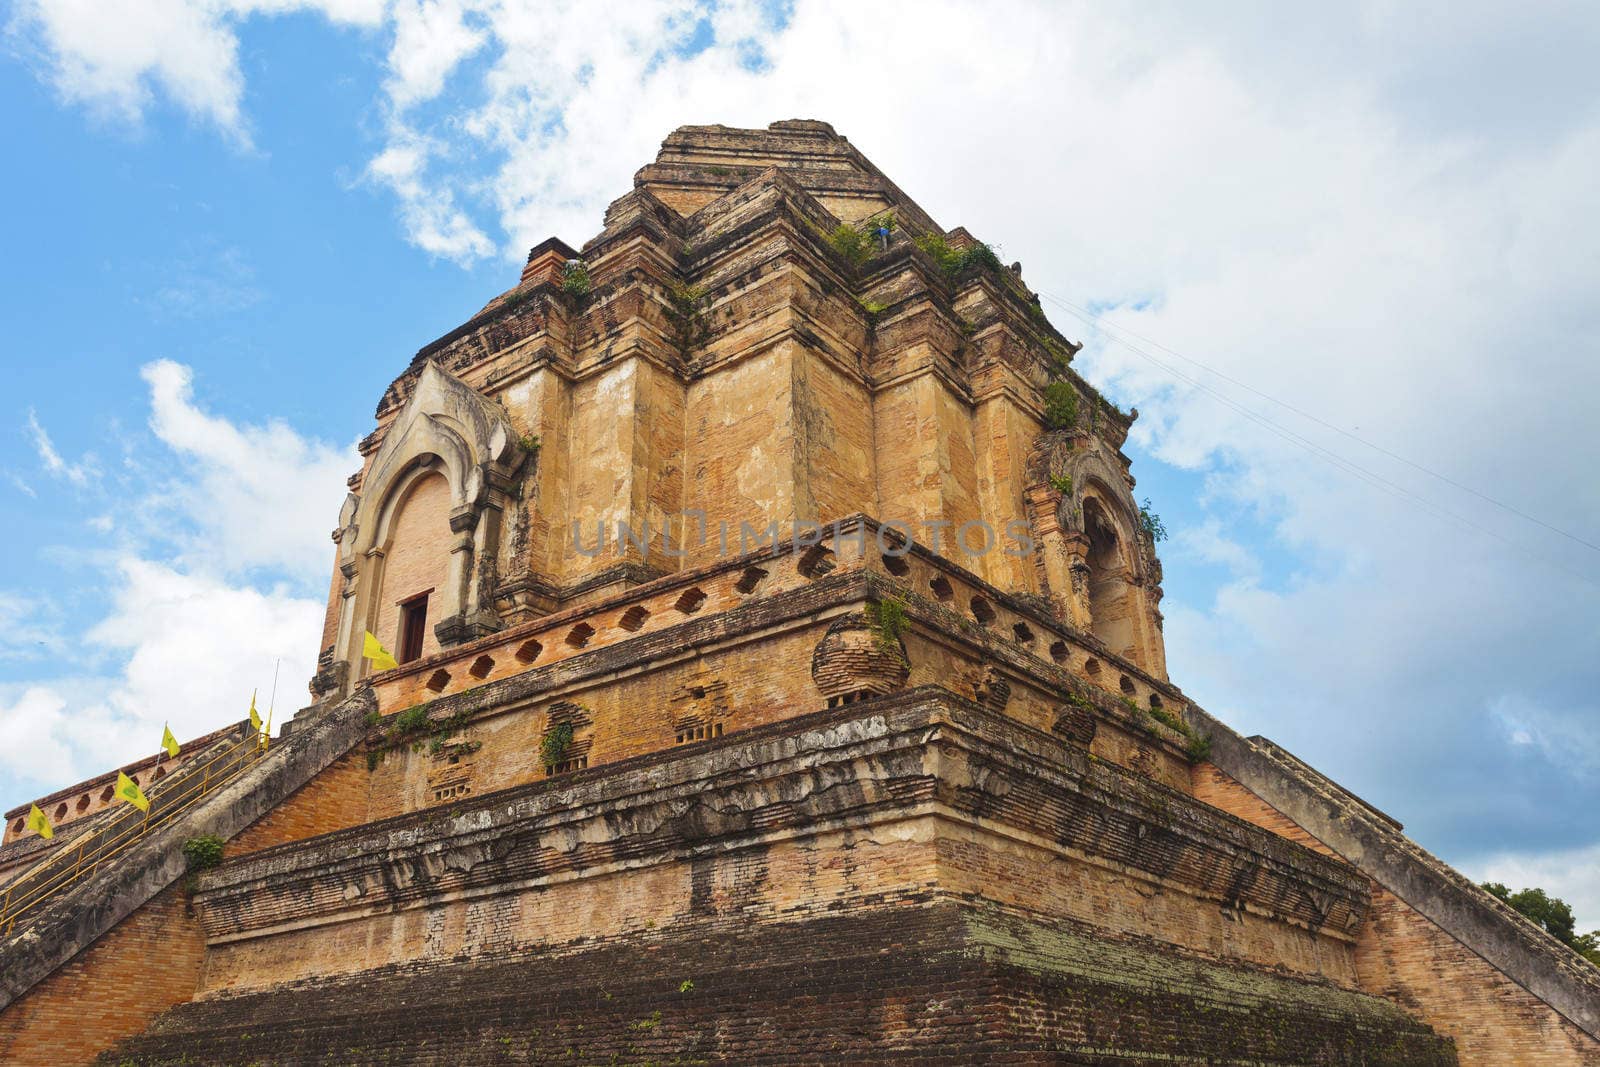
[[196, 690, 1367, 959]]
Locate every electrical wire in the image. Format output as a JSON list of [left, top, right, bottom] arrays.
[[1036, 293, 1599, 588], [1040, 293, 1600, 556]]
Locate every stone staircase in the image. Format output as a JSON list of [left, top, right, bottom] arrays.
[[0, 688, 374, 1015]]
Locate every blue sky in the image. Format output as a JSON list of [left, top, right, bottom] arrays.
[[2, 1, 1598, 925]]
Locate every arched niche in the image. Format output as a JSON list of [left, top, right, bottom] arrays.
[[1023, 430, 1168, 677], [369, 467, 453, 664], [1082, 494, 1137, 659], [330, 362, 528, 691]]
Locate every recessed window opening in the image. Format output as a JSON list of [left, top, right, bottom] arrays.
[[398, 592, 430, 664]]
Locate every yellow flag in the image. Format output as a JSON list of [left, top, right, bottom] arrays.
[[248, 690, 263, 732], [363, 630, 399, 672], [26, 803, 53, 840], [114, 770, 149, 812], [161, 722, 180, 759]]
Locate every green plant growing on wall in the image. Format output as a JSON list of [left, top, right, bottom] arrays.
[[1043, 381, 1079, 431], [1049, 473, 1074, 497], [561, 259, 591, 297], [1138, 498, 1168, 543], [541, 721, 576, 768], [866, 597, 909, 651], [181, 834, 225, 895], [1185, 734, 1213, 762], [1149, 705, 1186, 734], [667, 282, 710, 354], [914, 233, 960, 273], [182, 835, 225, 873], [914, 233, 1003, 278], [827, 222, 875, 267], [390, 705, 430, 738], [959, 242, 1003, 274], [1120, 696, 1157, 735]]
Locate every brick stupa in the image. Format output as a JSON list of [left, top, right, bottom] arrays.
[[3, 120, 1598, 1066]]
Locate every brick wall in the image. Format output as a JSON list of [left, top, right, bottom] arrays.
[[0, 886, 205, 1067], [371, 470, 453, 664], [228, 752, 371, 856], [1194, 760, 1600, 1065], [101, 901, 1455, 1066]]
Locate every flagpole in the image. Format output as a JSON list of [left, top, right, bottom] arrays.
[[266, 658, 280, 735]]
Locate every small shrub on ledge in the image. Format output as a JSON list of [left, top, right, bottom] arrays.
[[1043, 381, 1079, 431]]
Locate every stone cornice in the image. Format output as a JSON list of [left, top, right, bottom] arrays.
[[195, 689, 1368, 948]]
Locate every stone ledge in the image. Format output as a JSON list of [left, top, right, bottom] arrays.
[[195, 689, 1369, 947]]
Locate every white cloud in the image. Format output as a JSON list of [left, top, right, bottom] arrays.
[[363, 130, 494, 261], [8, 0, 386, 141], [385, 0, 485, 110], [0, 566, 322, 794], [25, 409, 96, 487], [140, 359, 355, 581], [0, 363, 349, 806], [1171, 519, 1262, 584]]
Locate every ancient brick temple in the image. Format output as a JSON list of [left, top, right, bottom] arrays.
[[2, 120, 1597, 1065]]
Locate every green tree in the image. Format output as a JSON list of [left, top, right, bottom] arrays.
[[1482, 882, 1600, 966]]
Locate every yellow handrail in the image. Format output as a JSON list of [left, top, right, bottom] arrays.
[[0, 725, 268, 936]]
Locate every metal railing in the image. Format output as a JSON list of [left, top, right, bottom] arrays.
[[0, 723, 266, 936]]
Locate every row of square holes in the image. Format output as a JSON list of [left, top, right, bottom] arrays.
[[921, 572, 1166, 710], [9, 766, 168, 836], [417, 569, 780, 695]]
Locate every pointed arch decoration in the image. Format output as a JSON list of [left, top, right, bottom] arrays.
[[329, 362, 528, 693], [1024, 431, 1167, 678]]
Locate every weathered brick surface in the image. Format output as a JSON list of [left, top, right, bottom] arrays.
[[189, 691, 1368, 995], [1195, 760, 1600, 1064], [0, 886, 205, 1067], [102, 903, 1453, 1066], [227, 751, 372, 856]]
